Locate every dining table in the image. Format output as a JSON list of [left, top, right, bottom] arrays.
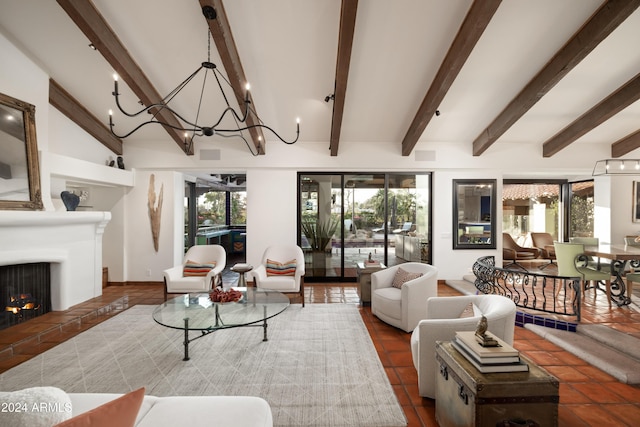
[[583, 244, 640, 306]]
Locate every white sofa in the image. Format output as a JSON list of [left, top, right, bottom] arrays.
[[68, 393, 273, 427]]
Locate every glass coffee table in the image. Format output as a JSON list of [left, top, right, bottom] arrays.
[[153, 287, 289, 361]]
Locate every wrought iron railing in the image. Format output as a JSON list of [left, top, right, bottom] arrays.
[[473, 256, 583, 321]]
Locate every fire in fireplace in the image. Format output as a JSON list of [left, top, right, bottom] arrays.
[[0, 262, 51, 330], [6, 293, 41, 315]]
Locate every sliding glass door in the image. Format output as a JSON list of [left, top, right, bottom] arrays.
[[299, 172, 432, 281]]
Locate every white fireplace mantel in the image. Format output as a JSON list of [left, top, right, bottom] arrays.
[[0, 211, 111, 310]]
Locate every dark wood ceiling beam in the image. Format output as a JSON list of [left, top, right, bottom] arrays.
[[49, 79, 123, 155], [612, 129, 640, 157], [329, 0, 358, 157], [200, 0, 266, 155], [401, 0, 501, 156], [543, 72, 640, 157], [473, 0, 640, 156], [56, 0, 191, 155]]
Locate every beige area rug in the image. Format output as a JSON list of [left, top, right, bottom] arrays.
[[0, 304, 406, 427]]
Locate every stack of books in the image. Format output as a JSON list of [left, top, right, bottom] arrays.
[[452, 331, 529, 373]]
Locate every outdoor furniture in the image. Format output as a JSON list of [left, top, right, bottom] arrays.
[[554, 242, 611, 308], [392, 222, 413, 234], [502, 233, 540, 270], [371, 262, 438, 332], [410, 294, 517, 398], [531, 232, 557, 270], [162, 245, 226, 301], [251, 245, 306, 306]]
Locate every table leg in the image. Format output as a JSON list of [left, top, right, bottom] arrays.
[[183, 318, 190, 361], [262, 305, 268, 342], [609, 260, 630, 306]]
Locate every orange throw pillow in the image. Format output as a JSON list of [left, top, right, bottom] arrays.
[[54, 387, 145, 427]]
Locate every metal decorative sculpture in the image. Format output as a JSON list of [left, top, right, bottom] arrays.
[[475, 315, 499, 347]]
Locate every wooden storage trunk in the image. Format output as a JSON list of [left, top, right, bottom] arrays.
[[435, 341, 559, 427]]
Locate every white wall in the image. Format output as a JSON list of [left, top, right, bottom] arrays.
[[246, 169, 299, 268], [124, 170, 179, 282]]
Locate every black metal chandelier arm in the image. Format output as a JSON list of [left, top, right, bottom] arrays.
[[113, 92, 207, 131], [109, 117, 204, 140], [216, 123, 300, 145], [206, 103, 252, 130], [216, 132, 260, 157], [112, 65, 204, 121]]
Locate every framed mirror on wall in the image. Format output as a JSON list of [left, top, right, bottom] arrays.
[[453, 179, 496, 249], [0, 92, 42, 210]]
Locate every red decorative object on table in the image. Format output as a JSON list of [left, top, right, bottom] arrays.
[[209, 288, 243, 303]]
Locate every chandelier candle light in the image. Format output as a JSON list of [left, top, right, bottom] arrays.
[[108, 6, 299, 155]]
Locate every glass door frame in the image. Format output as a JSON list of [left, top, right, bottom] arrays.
[[298, 171, 432, 282]]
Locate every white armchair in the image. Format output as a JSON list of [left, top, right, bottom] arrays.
[[251, 245, 305, 306], [162, 245, 226, 301], [371, 263, 438, 332], [410, 295, 517, 398]]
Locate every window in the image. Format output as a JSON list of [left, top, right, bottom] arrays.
[[568, 180, 594, 239]]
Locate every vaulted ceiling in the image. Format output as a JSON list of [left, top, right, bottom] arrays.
[[2, 0, 640, 159]]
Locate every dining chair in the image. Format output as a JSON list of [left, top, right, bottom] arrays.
[[623, 272, 637, 302], [554, 242, 611, 308], [569, 237, 611, 273], [624, 235, 640, 246]]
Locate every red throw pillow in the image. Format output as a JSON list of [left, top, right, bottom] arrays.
[[54, 387, 145, 427]]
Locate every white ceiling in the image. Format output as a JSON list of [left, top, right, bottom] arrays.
[[1, 0, 640, 161]]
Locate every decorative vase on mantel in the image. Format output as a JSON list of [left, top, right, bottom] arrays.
[[60, 191, 80, 211]]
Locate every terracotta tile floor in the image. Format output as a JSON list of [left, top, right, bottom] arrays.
[[1, 282, 639, 426]]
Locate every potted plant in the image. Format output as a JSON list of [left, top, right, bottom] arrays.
[[302, 217, 339, 275]]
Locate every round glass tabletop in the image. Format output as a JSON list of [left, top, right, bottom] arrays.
[[152, 287, 290, 331]]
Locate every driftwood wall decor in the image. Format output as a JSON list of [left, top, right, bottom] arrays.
[[148, 174, 163, 252]]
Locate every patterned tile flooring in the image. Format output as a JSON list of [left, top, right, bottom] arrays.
[[1, 280, 639, 426]]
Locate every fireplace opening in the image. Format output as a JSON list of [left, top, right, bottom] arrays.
[[0, 262, 51, 330]]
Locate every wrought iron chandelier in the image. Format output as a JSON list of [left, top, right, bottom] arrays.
[[108, 7, 299, 155], [592, 159, 640, 176]]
